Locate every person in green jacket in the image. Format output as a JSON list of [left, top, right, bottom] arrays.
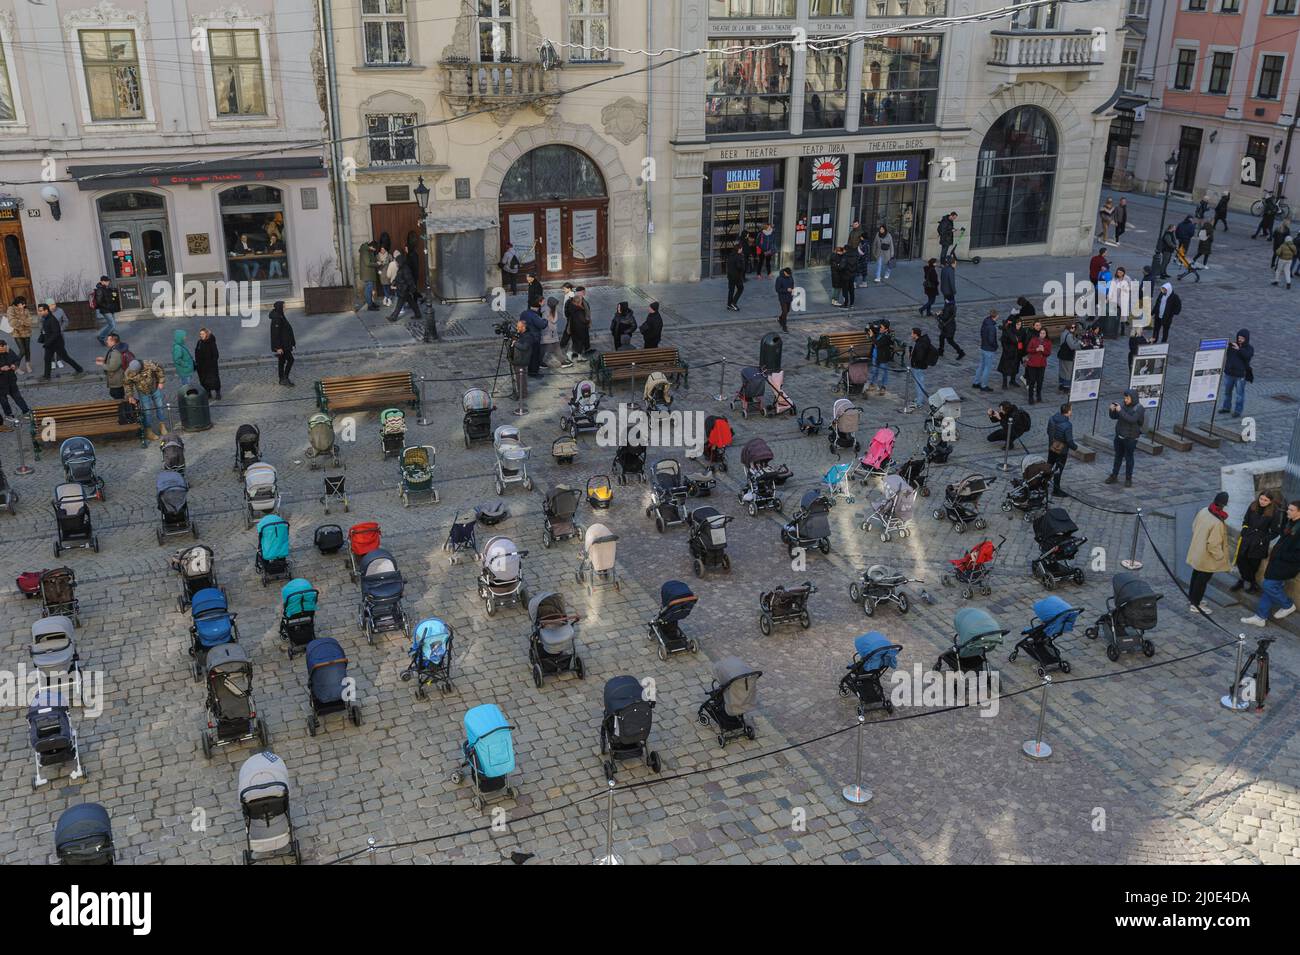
[[172, 328, 195, 387], [359, 240, 380, 310]]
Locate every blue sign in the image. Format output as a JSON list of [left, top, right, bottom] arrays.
[[867, 154, 923, 184], [711, 164, 777, 194]]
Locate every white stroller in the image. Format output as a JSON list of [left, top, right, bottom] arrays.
[[30, 616, 82, 702], [28, 688, 84, 787], [237, 751, 301, 865], [576, 523, 620, 594], [478, 535, 528, 616], [862, 474, 917, 542], [828, 399, 862, 456], [243, 463, 280, 528], [926, 386, 962, 434], [493, 425, 533, 495]]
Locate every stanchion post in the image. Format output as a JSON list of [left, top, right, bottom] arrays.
[[1120, 507, 1144, 570], [716, 358, 727, 402], [997, 417, 1014, 472], [842, 710, 873, 804], [1022, 676, 1053, 759], [418, 375, 429, 426], [366, 836, 377, 864], [13, 412, 34, 475], [594, 779, 623, 865], [1220, 633, 1250, 711]]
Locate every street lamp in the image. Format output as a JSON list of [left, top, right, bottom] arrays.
[[414, 175, 430, 216], [1150, 151, 1178, 279]]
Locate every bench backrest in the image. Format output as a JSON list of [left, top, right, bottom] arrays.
[[319, 372, 414, 394], [599, 347, 680, 368]]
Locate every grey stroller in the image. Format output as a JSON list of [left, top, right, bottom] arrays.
[[698, 657, 761, 748], [30, 616, 82, 702], [527, 591, 585, 687], [60, 437, 105, 501], [828, 399, 862, 456], [200, 643, 269, 759], [493, 425, 533, 494], [861, 474, 917, 542], [238, 751, 301, 865]]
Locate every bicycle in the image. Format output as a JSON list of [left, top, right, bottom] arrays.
[[1250, 190, 1290, 220]]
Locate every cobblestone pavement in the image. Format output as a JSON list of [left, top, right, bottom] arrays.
[[2, 197, 1297, 865]]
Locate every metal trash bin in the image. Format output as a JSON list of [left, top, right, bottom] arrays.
[[760, 332, 783, 372], [177, 386, 211, 432]]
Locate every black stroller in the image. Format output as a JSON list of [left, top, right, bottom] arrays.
[[698, 657, 761, 748], [357, 548, 408, 642], [896, 454, 932, 498], [60, 437, 105, 501], [199, 643, 269, 759], [758, 581, 816, 634], [28, 689, 84, 787], [542, 485, 582, 548], [444, 511, 478, 565], [739, 438, 782, 517], [234, 424, 261, 475], [55, 803, 114, 865], [305, 637, 362, 734], [647, 580, 699, 660], [648, 459, 689, 532], [731, 366, 766, 418], [52, 484, 99, 556], [1086, 572, 1161, 661], [688, 506, 733, 577], [1002, 454, 1053, 520], [838, 632, 902, 715], [600, 675, 662, 781], [781, 490, 832, 557], [160, 433, 186, 473], [1011, 596, 1080, 676], [527, 591, 585, 687], [614, 442, 647, 484], [462, 388, 494, 448], [1031, 507, 1087, 589], [155, 470, 197, 544], [932, 473, 994, 533]]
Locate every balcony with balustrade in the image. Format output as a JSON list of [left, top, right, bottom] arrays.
[[440, 60, 559, 124], [987, 31, 1103, 89]]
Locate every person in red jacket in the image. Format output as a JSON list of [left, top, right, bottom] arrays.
[[1024, 323, 1052, 405]]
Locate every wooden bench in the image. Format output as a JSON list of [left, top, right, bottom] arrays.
[[806, 331, 872, 366], [29, 400, 143, 455], [315, 371, 421, 416], [590, 347, 689, 390]]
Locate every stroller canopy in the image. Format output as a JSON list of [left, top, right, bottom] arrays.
[[1114, 572, 1155, 604], [256, 515, 291, 560], [156, 469, 187, 498], [55, 803, 112, 853], [864, 428, 896, 468], [1021, 453, 1049, 478], [528, 591, 574, 651], [206, 641, 251, 674], [238, 751, 290, 808], [704, 416, 733, 449], [741, 438, 774, 469], [584, 523, 618, 569], [60, 437, 95, 463], [854, 631, 900, 670], [281, 578, 317, 615], [799, 489, 827, 512], [546, 485, 580, 516], [481, 536, 521, 581], [359, 550, 401, 599], [348, 522, 381, 555], [1113, 572, 1161, 629], [177, 544, 213, 577], [652, 459, 682, 488], [659, 579, 697, 619], [1031, 596, 1080, 636], [308, 414, 334, 452], [572, 379, 597, 401], [236, 423, 260, 445], [713, 656, 761, 715], [464, 704, 515, 777], [463, 388, 491, 411], [400, 446, 433, 472], [740, 366, 766, 398], [953, 607, 1007, 654], [190, 587, 228, 617], [603, 674, 644, 716], [644, 372, 671, 401], [306, 637, 348, 703], [493, 425, 520, 447], [411, 618, 450, 665], [54, 483, 88, 514], [1034, 507, 1078, 541], [245, 462, 277, 492]]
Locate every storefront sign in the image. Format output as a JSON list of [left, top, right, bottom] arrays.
[[711, 164, 778, 194], [66, 158, 327, 191], [808, 156, 843, 190], [572, 210, 598, 260], [186, 233, 211, 255], [1187, 339, 1228, 405], [713, 138, 927, 162], [866, 155, 924, 184], [0, 196, 20, 220]]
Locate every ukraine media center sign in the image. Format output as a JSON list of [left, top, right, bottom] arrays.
[[712, 165, 778, 194], [867, 155, 923, 184]]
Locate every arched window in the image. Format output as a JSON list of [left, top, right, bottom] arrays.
[[500, 145, 605, 202], [971, 106, 1057, 248]]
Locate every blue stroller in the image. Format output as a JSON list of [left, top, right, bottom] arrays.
[[838, 631, 902, 715], [647, 579, 699, 660], [451, 704, 517, 812], [255, 514, 293, 586], [822, 462, 855, 505], [305, 637, 361, 735], [188, 587, 237, 682], [1011, 595, 1080, 675], [443, 511, 478, 565], [402, 617, 454, 698], [279, 578, 318, 658]]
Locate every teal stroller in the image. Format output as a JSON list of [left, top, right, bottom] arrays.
[[450, 704, 516, 812], [401, 618, 454, 698], [255, 515, 293, 587], [279, 578, 318, 658], [936, 607, 1007, 674]]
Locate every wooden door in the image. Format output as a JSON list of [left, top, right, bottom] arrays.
[[500, 199, 608, 281], [370, 202, 426, 288], [0, 213, 34, 307]]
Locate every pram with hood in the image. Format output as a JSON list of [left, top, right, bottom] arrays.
[[160, 433, 186, 474], [234, 424, 261, 475], [243, 463, 280, 528], [698, 657, 761, 748], [60, 437, 105, 501], [305, 637, 362, 734], [39, 567, 80, 623], [601, 675, 662, 781], [52, 484, 98, 557], [450, 704, 517, 812], [477, 535, 528, 615], [562, 380, 602, 436], [932, 473, 994, 532], [896, 453, 933, 498], [688, 506, 733, 577], [255, 514, 293, 586], [528, 591, 585, 687], [155, 470, 197, 544], [703, 415, 733, 472], [30, 616, 82, 701], [279, 578, 318, 657], [444, 511, 478, 565], [28, 688, 85, 787], [781, 490, 831, 557], [306, 413, 340, 470], [936, 607, 1008, 674], [347, 521, 381, 582], [851, 425, 899, 483], [1086, 572, 1160, 661], [1012, 595, 1079, 675], [614, 442, 648, 485], [758, 581, 816, 634], [189, 586, 238, 681], [925, 387, 962, 436], [576, 523, 619, 593], [799, 405, 824, 436], [1002, 454, 1053, 520], [493, 425, 533, 494], [1031, 506, 1087, 589], [731, 365, 767, 418], [380, 408, 407, 458], [837, 359, 873, 397], [739, 438, 782, 517], [552, 433, 578, 464], [862, 474, 916, 542], [647, 579, 699, 660], [648, 459, 689, 531], [398, 445, 439, 506], [238, 751, 301, 864], [643, 371, 673, 412], [172, 544, 219, 612], [543, 485, 582, 547], [838, 632, 902, 715], [828, 399, 862, 456], [850, 564, 924, 616], [55, 803, 114, 865], [462, 388, 495, 448], [402, 618, 454, 697], [357, 548, 407, 641], [944, 535, 1004, 599], [200, 643, 269, 759]]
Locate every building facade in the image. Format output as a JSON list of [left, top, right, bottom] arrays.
[[649, 0, 1125, 282], [0, 0, 336, 312], [1104, 0, 1168, 188]]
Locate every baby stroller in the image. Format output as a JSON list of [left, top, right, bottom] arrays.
[[380, 408, 407, 458], [945, 535, 1004, 599], [823, 463, 856, 505], [862, 474, 916, 542], [925, 387, 962, 434], [703, 416, 733, 472], [189, 586, 238, 681], [347, 521, 381, 582], [563, 380, 602, 436], [686, 466, 717, 498], [493, 425, 533, 494], [60, 437, 105, 501], [40, 567, 79, 622], [279, 578, 318, 657], [478, 535, 528, 616], [766, 369, 795, 416], [238, 751, 301, 865], [305, 637, 362, 735], [552, 434, 578, 464], [936, 607, 1008, 674], [320, 472, 349, 514], [399, 445, 439, 507], [933, 473, 994, 532], [576, 523, 619, 593], [306, 414, 341, 470], [28, 689, 84, 787], [643, 371, 673, 412], [255, 514, 293, 586], [798, 405, 824, 436], [451, 704, 517, 812], [200, 643, 268, 759], [838, 632, 902, 715], [837, 359, 872, 396], [739, 438, 782, 517], [1002, 454, 1053, 520], [688, 506, 733, 577], [1086, 572, 1160, 661], [528, 591, 585, 687], [758, 581, 816, 634], [234, 424, 261, 475], [588, 473, 614, 507], [357, 548, 407, 641], [402, 618, 454, 698], [160, 433, 186, 473], [828, 399, 862, 456], [648, 459, 689, 532], [444, 511, 478, 565], [52, 484, 98, 556], [850, 564, 923, 616], [155, 470, 197, 544], [896, 454, 932, 498], [30, 616, 82, 700], [1031, 507, 1087, 589], [243, 463, 280, 528], [462, 388, 495, 448], [647, 579, 699, 660], [698, 657, 761, 748], [731, 366, 767, 417], [851, 425, 899, 483], [781, 490, 832, 557], [0, 462, 16, 514], [173, 544, 219, 612], [1012, 595, 1080, 675], [55, 804, 114, 865], [601, 675, 662, 781], [614, 443, 647, 484], [542, 485, 582, 547]]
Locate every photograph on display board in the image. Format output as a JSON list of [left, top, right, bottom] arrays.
[[1069, 348, 1105, 402], [1128, 343, 1169, 409], [1187, 341, 1227, 405]]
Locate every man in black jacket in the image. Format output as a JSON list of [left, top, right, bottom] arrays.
[[937, 212, 957, 263], [0, 338, 30, 423], [37, 303, 85, 379], [269, 301, 296, 386], [640, 301, 663, 348], [1155, 225, 1178, 278], [386, 251, 422, 324], [1151, 282, 1181, 344], [936, 298, 965, 360], [907, 326, 937, 411], [725, 245, 746, 311], [1046, 403, 1078, 495], [1241, 500, 1300, 627], [526, 274, 544, 310], [90, 276, 121, 346]]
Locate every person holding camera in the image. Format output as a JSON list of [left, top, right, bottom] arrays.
[[1104, 390, 1144, 487], [509, 318, 531, 416], [1046, 403, 1078, 496]]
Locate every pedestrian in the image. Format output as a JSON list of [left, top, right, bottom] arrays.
[[36, 303, 85, 380], [872, 224, 894, 282], [1240, 500, 1300, 628], [987, 400, 1029, 446], [1273, 234, 1295, 288], [906, 326, 937, 412], [1213, 192, 1230, 231], [725, 244, 746, 311], [919, 257, 939, 315], [89, 276, 121, 346], [936, 298, 964, 360], [525, 273, 544, 311], [358, 240, 380, 310], [1024, 323, 1051, 404], [499, 243, 521, 296], [847, 219, 864, 253], [828, 245, 846, 307], [1270, 218, 1290, 269], [937, 211, 957, 263], [755, 223, 776, 277], [269, 300, 296, 386], [1219, 329, 1253, 418], [170, 328, 194, 387], [94, 333, 129, 400], [1175, 215, 1196, 255], [376, 244, 394, 306], [1253, 195, 1277, 239], [1107, 266, 1133, 336], [509, 317, 532, 417], [1011, 294, 1035, 322], [972, 309, 998, 392], [610, 301, 637, 349], [4, 296, 33, 375], [775, 267, 794, 332], [1046, 402, 1077, 495], [939, 257, 957, 304], [1104, 389, 1144, 487], [1233, 492, 1282, 594], [386, 251, 421, 322], [1098, 197, 1115, 243], [1089, 247, 1109, 290], [1156, 225, 1178, 278], [639, 300, 663, 349], [0, 338, 30, 425], [855, 234, 872, 287], [1186, 492, 1232, 615], [839, 244, 859, 307], [194, 327, 221, 400], [1192, 219, 1213, 266], [541, 296, 569, 368], [867, 319, 894, 395], [125, 358, 168, 440], [45, 300, 70, 368], [1151, 282, 1181, 343], [1057, 320, 1079, 393], [521, 303, 547, 378], [998, 316, 1023, 390]]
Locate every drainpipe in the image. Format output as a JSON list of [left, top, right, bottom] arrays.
[[645, 2, 654, 284], [319, 0, 353, 285]]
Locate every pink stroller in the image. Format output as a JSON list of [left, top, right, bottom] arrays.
[[851, 426, 898, 484], [765, 371, 795, 416]]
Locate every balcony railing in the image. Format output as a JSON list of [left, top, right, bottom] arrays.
[[988, 30, 1101, 70], [441, 61, 557, 115]]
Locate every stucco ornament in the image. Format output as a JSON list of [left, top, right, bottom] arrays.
[[601, 97, 648, 146]]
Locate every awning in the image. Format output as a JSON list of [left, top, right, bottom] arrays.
[[1115, 96, 1148, 113], [66, 156, 328, 191], [425, 215, 497, 235]]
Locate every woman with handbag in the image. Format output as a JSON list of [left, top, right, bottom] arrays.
[[1233, 492, 1281, 594]]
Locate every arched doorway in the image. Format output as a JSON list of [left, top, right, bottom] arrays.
[[971, 106, 1058, 249], [97, 191, 174, 309], [499, 145, 608, 280]]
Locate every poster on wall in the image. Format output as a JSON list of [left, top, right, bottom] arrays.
[[572, 210, 598, 260], [1128, 342, 1169, 410], [1187, 338, 1228, 405], [809, 156, 843, 190], [545, 208, 561, 260], [509, 213, 536, 263], [1070, 347, 1105, 403]]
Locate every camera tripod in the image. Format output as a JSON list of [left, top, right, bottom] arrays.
[[489, 313, 518, 401]]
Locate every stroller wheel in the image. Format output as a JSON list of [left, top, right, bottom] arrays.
[[1072, 569, 1085, 585], [1085, 626, 1098, 639], [689, 639, 699, 653], [574, 657, 585, 680], [897, 593, 910, 614], [849, 582, 862, 603], [722, 553, 732, 571], [176, 596, 185, 613], [881, 533, 890, 543], [156, 528, 164, 546], [1060, 661, 1072, 674], [774, 498, 783, 513], [649, 751, 662, 774], [1024, 513, 1034, 523], [883, 700, 895, 715], [495, 479, 504, 496], [693, 558, 704, 578], [980, 586, 991, 596], [350, 705, 362, 726], [201, 733, 212, 759], [932, 509, 943, 521], [657, 644, 667, 662], [717, 734, 727, 748], [1001, 501, 1011, 512], [962, 588, 973, 600], [600, 727, 607, 754], [744, 724, 756, 741], [862, 599, 875, 617], [1042, 575, 1056, 591], [1036, 666, 1046, 678], [655, 517, 665, 534], [747, 502, 756, 518], [257, 719, 269, 747], [1106, 644, 1120, 662], [1142, 640, 1156, 658], [954, 523, 966, 534], [450, 770, 464, 784], [1009, 650, 1019, 662], [472, 795, 484, 813], [818, 539, 830, 555], [532, 664, 543, 689], [306, 716, 318, 737], [974, 518, 987, 530], [800, 611, 811, 629], [486, 599, 496, 617], [759, 613, 772, 636], [415, 682, 426, 700], [542, 529, 552, 549]]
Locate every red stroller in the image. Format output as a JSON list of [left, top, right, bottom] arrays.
[[703, 415, 733, 473], [943, 535, 1005, 600]]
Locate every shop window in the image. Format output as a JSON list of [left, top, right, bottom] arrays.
[[804, 46, 849, 131], [367, 113, 418, 165], [809, 0, 853, 14], [860, 36, 941, 128], [220, 186, 289, 282], [0, 38, 15, 122], [79, 29, 144, 120], [568, 0, 610, 62], [705, 38, 792, 136], [362, 0, 409, 65], [971, 105, 1057, 248], [709, 0, 796, 15], [210, 29, 266, 116]]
